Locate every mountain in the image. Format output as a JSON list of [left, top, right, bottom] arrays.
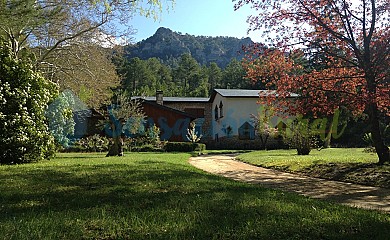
[[124, 27, 254, 68]]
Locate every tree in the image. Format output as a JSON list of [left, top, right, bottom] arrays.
[[222, 58, 250, 89], [119, 57, 153, 95], [0, 0, 173, 62], [45, 90, 77, 149], [251, 105, 279, 150], [47, 44, 120, 108], [1, 0, 173, 107], [236, 0, 389, 164], [188, 66, 209, 97], [0, 39, 58, 164], [207, 62, 222, 92], [105, 92, 145, 157], [173, 53, 202, 96]]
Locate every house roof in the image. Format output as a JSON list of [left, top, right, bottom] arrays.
[[141, 100, 197, 120], [210, 89, 299, 102], [214, 89, 265, 98], [132, 96, 209, 103], [132, 89, 298, 104], [73, 109, 104, 123]]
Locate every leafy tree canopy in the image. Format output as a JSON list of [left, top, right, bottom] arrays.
[[0, 0, 174, 108], [236, 0, 389, 163]]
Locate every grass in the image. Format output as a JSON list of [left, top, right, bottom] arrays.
[[237, 148, 390, 188], [0, 152, 389, 239]]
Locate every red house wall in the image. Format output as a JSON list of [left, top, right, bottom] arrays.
[[142, 102, 195, 142]]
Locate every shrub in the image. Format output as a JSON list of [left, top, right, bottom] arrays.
[[145, 124, 162, 147], [186, 122, 202, 143], [46, 90, 76, 148], [74, 134, 109, 152], [165, 142, 206, 152], [130, 144, 164, 152], [281, 119, 318, 155], [362, 133, 376, 153], [0, 40, 58, 164]]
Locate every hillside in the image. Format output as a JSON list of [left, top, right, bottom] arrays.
[[124, 27, 254, 68]]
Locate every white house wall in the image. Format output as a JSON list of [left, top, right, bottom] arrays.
[[211, 94, 292, 140], [212, 94, 260, 139]]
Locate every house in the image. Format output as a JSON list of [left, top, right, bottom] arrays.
[[73, 108, 105, 138], [133, 91, 210, 141], [134, 89, 297, 149], [208, 89, 297, 149]]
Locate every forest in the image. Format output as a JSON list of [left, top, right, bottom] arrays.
[[117, 27, 259, 98], [116, 54, 257, 98]]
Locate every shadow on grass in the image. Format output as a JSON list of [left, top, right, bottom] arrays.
[[300, 162, 390, 188], [0, 160, 389, 239], [55, 153, 106, 159]]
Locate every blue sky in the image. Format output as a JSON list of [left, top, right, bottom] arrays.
[[130, 0, 262, 43]]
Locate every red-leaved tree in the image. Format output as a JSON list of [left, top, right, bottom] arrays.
[[235, 0, 389, 164]]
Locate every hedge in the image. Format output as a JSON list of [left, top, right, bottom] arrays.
[[164, 142, 206, 152]]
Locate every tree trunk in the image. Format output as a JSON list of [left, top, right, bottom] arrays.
[[106, 121, 124, 157], [323, 119, 333, 148], [106, 136, 124, 157], [368, 103, 390, 164]]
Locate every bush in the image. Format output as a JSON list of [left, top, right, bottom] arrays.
[[281, 119, 318, 155], [0, 40, 58, 164], [164, 142, 206, 152], [73, 134, 109, 152], [130, 144, 164, 152], [46, 90, 76, 148]]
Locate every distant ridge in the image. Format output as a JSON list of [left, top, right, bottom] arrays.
[[124, 27, 254, 68]]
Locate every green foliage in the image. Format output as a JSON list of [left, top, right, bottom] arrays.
[[73, 134, 110, 152], [105, 93, 146, 156], [221, 58, 251, 89], [0, 40, 58, 164], [145, 124, 162, 146], [120, 124, 164, 152], [362, 133, 376, 153], [165, 142, 206, 152], [1, 0, 172, 109], [207, 62, 223, 90], [45, 90, 76, 148], [281, 118, 319, 155], [252, 105, 279, 149], [118, 54, 255, 98]]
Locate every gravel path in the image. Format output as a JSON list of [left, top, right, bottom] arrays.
[[189, 154, 390, 213]]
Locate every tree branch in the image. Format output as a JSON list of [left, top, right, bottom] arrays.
[[37, 15, 108, 64]]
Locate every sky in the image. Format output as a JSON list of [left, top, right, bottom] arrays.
[[130, 0, 262, 43]]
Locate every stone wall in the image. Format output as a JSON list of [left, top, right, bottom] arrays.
[[164, 102, 213, 141], [205, 135, 287, 150]]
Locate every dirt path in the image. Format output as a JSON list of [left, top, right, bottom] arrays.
[[189, 154, 390, 213]]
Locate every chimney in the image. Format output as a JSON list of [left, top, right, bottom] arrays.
[[156, 90, 163, 105]]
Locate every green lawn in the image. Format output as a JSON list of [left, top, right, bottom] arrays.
[[0, 152, 389, 239], [237, 148, 390, 188]]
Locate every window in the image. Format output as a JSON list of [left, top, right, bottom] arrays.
[[238, 122, 255, 140], [214, 105, 219, 120], [219, 101, 223, 118]]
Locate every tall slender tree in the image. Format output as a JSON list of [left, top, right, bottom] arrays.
[[173, 53, 202, 96], [207, 62, 223, 92]]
